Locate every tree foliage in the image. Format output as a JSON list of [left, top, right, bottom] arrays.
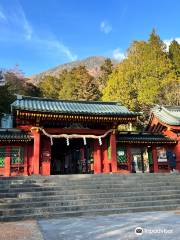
[[0, 67, 40, 115], [39, 66, 100, 101], [98, 58, 113, 93], [103, 30, 180, 113]]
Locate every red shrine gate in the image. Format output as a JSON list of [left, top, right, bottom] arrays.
[[2, 96, 138, 176], [0, 96, 178, 177]]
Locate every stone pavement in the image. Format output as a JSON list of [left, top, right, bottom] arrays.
[[0, 211, 180, 240]]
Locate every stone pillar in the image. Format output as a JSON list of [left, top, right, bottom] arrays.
[[32, 128, 40, 175], [4, 146, 11, 177], [152, 146, 158, 173], [110, 132, 117, 173], [93, 140, 102, 173]]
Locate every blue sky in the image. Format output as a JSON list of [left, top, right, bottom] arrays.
[[0, 0, 180, 76]]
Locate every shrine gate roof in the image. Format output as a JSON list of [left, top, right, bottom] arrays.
[[117, 131, 177, 144], [11, 96, 139, 117], [152, 105, 180, 126]]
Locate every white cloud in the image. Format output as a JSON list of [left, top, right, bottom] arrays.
[[112, 48, 125, 61], [38, 38, 78, 61], [100, 20, 112, 34], [0, 1, 77, 61], [0, 10, 6, 21], [163, 38, 180, 50]]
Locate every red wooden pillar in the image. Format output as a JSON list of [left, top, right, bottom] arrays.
[[126, 145, 132, 173], [174, 138, 180, 171], [152, 146, 158, 173], [24, 145, 28, 176], [4, 146, 11, 177], [93, 140, 102, 173], [41, 137, 51, 176], [110, 132, 117, 173], [102, 138, 110, 173], [32, 129, 40, 175]]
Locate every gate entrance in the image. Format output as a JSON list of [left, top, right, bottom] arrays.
[[51, 139, 93, 174]]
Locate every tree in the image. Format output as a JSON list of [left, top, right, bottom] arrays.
[[0, 84, 15, 115], [103, 30, 179, 114], [169, 40, 180, 75], [39, 75, 61, 98], [98, 58, 113, 93], [72, 66, 100, 101]]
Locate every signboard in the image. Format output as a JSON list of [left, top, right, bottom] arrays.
[[157, 147, 167, 162], [0, 70, 5, 86]]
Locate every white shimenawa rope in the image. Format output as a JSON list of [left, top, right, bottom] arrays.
[[37, 128, 113, 145]]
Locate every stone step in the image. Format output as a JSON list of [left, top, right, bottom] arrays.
[[1, 185, 180, 199], [2, 189, 180, 203], [1, 185, 180, 198], [0, 181, 180, 190], [1, 199, 180, 216], [0, 173, 180, 182], [1, 193, 180, 209], [1, 204, 179, 222]]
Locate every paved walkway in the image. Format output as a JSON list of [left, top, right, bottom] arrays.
[[0, 211, 180, 240]]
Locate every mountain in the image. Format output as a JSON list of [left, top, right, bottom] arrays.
[[29, 56, 117, 83]]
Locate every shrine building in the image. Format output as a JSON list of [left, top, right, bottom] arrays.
[[0, 96, 179, 176]]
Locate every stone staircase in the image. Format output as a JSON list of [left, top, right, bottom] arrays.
[[0, 173, 180, 221]]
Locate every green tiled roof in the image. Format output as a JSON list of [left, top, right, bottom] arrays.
[[11, 96, 139, 116], [0, 129, 32, 142], [117, 131, 177, 144], [152, 105, 180, 126]]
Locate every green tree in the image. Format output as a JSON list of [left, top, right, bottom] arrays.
[[103, 30, 179, 113], [169, 40, 180, 75], [98, 58, 113, 93], [72, 66, 100, 100], [39, 75, 61, 98]]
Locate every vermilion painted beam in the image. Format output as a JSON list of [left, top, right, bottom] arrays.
[[44, 128, 107, 135]]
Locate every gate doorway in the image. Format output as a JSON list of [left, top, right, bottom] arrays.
[[51, 138, 93, 174], [131, 147, 150, 173]]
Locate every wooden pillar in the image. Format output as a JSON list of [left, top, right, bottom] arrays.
[[93, 140, 102, 173], [110, 132, 117, 173], [126, 145, 132, 173], [102, 139, 110, 173], [24, 145, 28, 176], [174, 138, 180, 171], [152, 146, 158, 173], [4, 146, 11, 177], [32, 129, 40, 175], [41, 137, 51, 176]]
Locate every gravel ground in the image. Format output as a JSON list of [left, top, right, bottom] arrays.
[[0, 211, 180, 240]]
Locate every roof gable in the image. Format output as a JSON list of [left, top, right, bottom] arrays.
[[152, 105, 180, 126]]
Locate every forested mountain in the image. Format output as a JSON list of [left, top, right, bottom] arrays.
[[0, 30, 179, 118], [30, 56, 117, 83]]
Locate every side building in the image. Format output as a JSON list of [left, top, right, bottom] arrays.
[[146, 105, 180, 171]]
